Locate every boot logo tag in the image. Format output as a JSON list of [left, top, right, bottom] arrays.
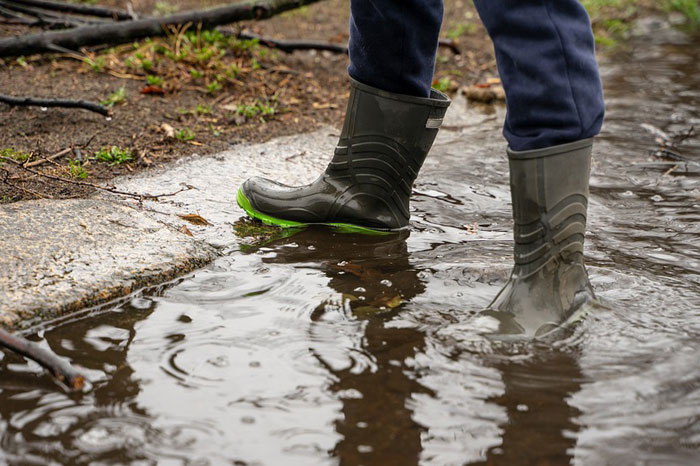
[[426, 118, 443, 129]]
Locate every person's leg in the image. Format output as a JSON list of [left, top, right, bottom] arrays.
[[348, 0, 443, 98], [474, 0, 604, 151], [237, 0, 449, 232], [473, 0, 604, 337]]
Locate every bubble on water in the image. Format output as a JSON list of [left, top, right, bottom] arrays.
[[380, 279, 392, 287], [354, 287, 366, 292]]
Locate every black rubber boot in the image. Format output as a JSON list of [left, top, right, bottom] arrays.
[[484, 139, 596, 338], [237, 78, 451, 233]]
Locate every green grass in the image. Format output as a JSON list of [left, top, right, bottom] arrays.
[[234, 98, 278, 123], [0, 148, 31, 163], [433, 77, 452, 93], [153, 1, 178, 15], [68, 159, 88, 179], [581, 0, 700, 46], [84, 56, 105, 72], [175, 128, 195, 141], [101, 86, 126, 107], [94, 146, 133, 165], [146, 74, 163, 86], [446, 22, 477, 40], [666, 0, 700, 26], [206, 81, 222, 94]]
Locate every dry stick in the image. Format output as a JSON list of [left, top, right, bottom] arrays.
[[0, 0, 325, 58], [0, 328, 85, 390], [0, 6, 79, 29], [0, 155, 192, 200], [0, 93, 111, 116], [235, 31, 460, 55], [0, 4, 31, 21], [24, 147, 72, 167], [438, 38, 461, 55], [16, 0, 135, 21], [237, 31, 348, 54], [0, 167, 49, 198], [0, 0, 94, 27]]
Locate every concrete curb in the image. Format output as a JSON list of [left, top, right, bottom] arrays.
[[0, 199, 218, 331]]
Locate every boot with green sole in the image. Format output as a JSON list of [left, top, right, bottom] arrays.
[[483, 139, 597, 339], [237, 78, 451, 233]]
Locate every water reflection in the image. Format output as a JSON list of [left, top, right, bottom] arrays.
[[476, 351, 583, 466], [258, 229, 588, 466], [258, 230, 429, 465], [0, 301, 158, 464]]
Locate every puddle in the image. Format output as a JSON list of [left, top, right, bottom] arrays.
[[1, 32, 699, 465]]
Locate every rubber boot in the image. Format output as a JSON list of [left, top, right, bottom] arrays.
[[237, 78, 451, 233], [484, 139, 596, 339]]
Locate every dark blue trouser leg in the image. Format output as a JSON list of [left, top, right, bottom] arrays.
[[473, 0, 605, 151], [348, 0, 443, 98], [348, 0, 605, 151]]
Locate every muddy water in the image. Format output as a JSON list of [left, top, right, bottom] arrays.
[[2, 32, 699, 465]]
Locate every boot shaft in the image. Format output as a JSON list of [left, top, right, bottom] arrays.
[[507, 139, 592, 278], [328, 79, 450, 196]]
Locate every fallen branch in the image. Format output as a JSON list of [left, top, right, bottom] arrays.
[[238, 30, 348, 54], [0, 5, 80, 29], [0, 328, 85, 390], [0, 93, 111, 116], [15, 0, 135, 21], [0, 0, 324, 58], [0, 155, 192, 200], [0, 0, 94, 27], [0, 4, 32, 22], [235, 32, 460, 55]]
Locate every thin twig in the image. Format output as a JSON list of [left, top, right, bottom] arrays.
[[232, 31, 461, 55], [439, 38, 461, 55], [24, 147, 72, 167], [0, 167, 49, 198], [237, 30, 348, 54], [0, 156, 192, 200], [0, 328, 85, 390], [0, 93, 111, 116]]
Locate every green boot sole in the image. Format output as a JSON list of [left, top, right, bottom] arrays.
[[236, 188, 392, 236]]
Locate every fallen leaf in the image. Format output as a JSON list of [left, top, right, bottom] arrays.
[[462, 85, 506, 103], [140, 85, 165, 95], [178, 225, 194, 236], [312, 102, 338, 110], [178, 214, 210, 226], [160, 123, 175, 138]]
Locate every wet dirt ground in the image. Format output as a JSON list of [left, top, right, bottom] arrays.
[[1, 29, 699, 465]]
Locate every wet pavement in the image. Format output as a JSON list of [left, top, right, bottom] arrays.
[[0, 199, 217, 330], [1, 29, 699, 465]]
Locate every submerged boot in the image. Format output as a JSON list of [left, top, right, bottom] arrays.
[[237, 78, 451, 233], [485, 139, 596, 338]]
